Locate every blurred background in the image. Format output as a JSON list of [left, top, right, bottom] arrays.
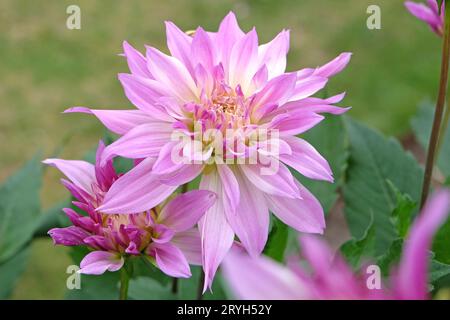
[[0, 0, 442, 298]]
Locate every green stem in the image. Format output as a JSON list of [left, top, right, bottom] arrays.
[[436, 98, 450, 154], [421, 2, 450, 209], [119, 261, 132, 300]]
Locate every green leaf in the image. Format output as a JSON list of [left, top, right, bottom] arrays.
[[411, 102, 450, 177], [432, 217, 450, 264], [264, 217, 289, 262], [128, 277, 174, 300], [430, 259, 450, 283], [0, 156, 43, 263], [0, 248, 30, 299], [293, 116, 349, 214], [387, 180, 417, 238], [340, 215, 376, 269], [376, 238, 403, 276], [343, 118, 423, 254]]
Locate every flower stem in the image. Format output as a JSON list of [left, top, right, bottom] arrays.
[[436, 97, 450, 154], [421, 2, 450, 209], [119, 260, 133, 300]]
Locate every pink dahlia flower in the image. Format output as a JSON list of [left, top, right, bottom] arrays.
[[66, 12, 351, 290], [223, 189, 450, 300], [405, 0, 444, 36], [44, 141, 216, 277]]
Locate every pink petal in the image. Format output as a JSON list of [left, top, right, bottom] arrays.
[[290, 76, 328, 101], [100, 123, 172, 164], [228, 28, 259, 92], [266, 181, 325, 234], [165, 21, 194, 75], [265, 112, 324, 136], [191, 27, 216, 74], [48, 226, 90, 246], [395, 189, 450, 299], [64, 107, 155, 135], [258, 29, 290, 79], [222, 247, 308, 299], [158, 190, 217, 232], [240, 162, 300, 199], [280, 136, 333, 182], [217, 164, 240, 214], [158, 163, 205, 186], [146, 46, 198, 101], [313, 52, 352, 78], [148, 242, 191, 278], [42, 158, 95, 195], [226, 168, 269, 256], [171, 229, 202, 265], [151, 224, 175, 244], [122, 41, 152, 78], [79, 251, 124, 275], [251, 73, 297, 109], [118, 73, 175, 121], [405, 1, 442, 32], [199, 170, 235, 292], [98, 157, 178, 214], [216, 12, 245, 75]]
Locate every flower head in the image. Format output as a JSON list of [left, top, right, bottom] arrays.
[[222, 189, 450, 300], [44, 141, 216, 277], [405, 0, 444, 36], [66, 12, 351, 290]]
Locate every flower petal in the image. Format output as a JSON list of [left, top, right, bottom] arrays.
[[79, 251, 124, 275], [266, 181, 325, 234], [63, 107, 155, 135], [42, 158, 95, 195], [146, 46, 199, 101], [228, 28, 259, 93], [395, 189, 450, 299], [215, 12, 245, 75], [98, 157, 178, 214], [258, 29, 290, 79], [280, 136, 333, 182], [199, 169, 235, 292], [100, 123, 172, 164], [147, 242, 191, 278], [222, 247, 308, 299], [158, 190, 217, 232], [240, 162, 300, 199], [118, 73, 175, 121], [251, 73, 297, 110], [48, 226, 90, 246], [123, 41, 152, 78], [226, 168, 269, 256], [165, 21, 194, 75], [313, 52, 352, 78], [217, 164, 240, 214], [171, 229, 202, 265]]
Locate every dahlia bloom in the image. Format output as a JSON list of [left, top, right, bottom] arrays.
[[405, 0, 444, 36], [44, 141, 216, 277], [66, 12, 351, 290], [223, 189, 450, 300]]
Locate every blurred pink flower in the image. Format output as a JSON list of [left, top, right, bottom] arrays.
[[223, 189, 450, 300], [405, 0, 444, 36], [66, 12, 351, 290], [44, 141, 216, 277]]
